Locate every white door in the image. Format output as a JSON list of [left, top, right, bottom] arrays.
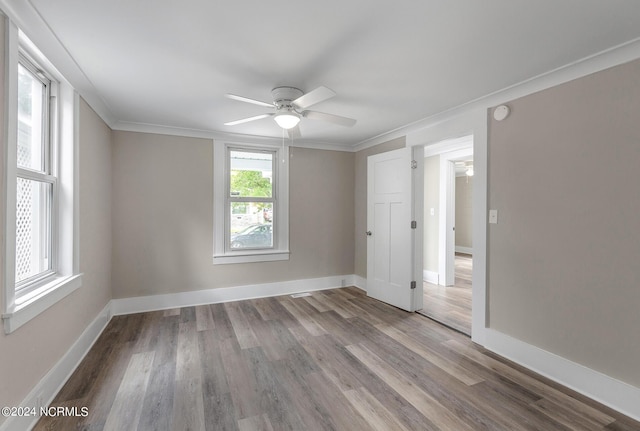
[[367, 147, 423, 312]]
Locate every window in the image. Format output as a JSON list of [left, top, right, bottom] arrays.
[[229, 149, 274, 250], [2, 25, 81, 333], [15, 56, 56, 294], [213, 142, 289, 264]]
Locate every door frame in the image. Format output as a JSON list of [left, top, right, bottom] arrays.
[[408, 111, 487, 345], [424, 135, 473, 286], [412, 146, 424, 311], [439, 145, 473, 286]]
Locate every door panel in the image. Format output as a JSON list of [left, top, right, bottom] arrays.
[[367, 147, 421, 311], [389, 202, 405, 286], [373, 203, 389, 282]]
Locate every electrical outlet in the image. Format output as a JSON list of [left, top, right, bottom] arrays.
[[341, 279, 346, 287]]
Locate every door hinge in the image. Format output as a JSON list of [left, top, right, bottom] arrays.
[[410, 281, 417, 289], [411, 160, 417, 169], [411, 220, 417, 229]]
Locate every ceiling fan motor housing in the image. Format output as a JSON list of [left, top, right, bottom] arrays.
[[225, 85, 355, 131], [272, 86, 303, 110]]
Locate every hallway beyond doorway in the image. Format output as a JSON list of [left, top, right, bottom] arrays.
[[419, 253, 471, 335]]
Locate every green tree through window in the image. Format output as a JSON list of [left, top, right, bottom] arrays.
[[230, 170, 271, 197]]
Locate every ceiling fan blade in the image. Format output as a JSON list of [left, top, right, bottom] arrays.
[[226, 93, 274, 108], [287, 125, 301, 139], [303, 110, 356, 127], [292, 86, 336, 109], [224, 113, 272, 126]]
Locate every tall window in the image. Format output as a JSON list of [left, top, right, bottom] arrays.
[[2, 25, 81, 334], [15, 56, 56, 293], [228, 149, 275, 250], [213, 142, 289, 264]]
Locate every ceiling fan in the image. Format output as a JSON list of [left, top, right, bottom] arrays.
[[455, 161, 474, 176], [224, 86, 356, 138]]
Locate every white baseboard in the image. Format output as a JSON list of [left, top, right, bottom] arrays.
[[455, 246, 473, 255], [2, 275, 356, 430], [111, 275, 356, 316], [422, 270, 439, 284], [353, 275, 366, 292], [8, 279, 638, 429], [485, 329, 640, 422], [0, 302, 111, 431]]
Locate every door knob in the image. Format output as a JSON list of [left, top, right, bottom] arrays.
[[366, 231, 372, 236]]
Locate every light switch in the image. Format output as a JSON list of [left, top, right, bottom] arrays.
[[430, 208, 435, 216], [489, 209, 498, 224]]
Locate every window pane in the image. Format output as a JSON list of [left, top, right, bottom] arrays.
[[17, 63, 46, 172], [15, 178, 52, 284], [229, 150, 273, 198], [230, 202, 273, 249]]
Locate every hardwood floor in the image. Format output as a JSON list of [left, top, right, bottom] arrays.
[[34, 287, 639, 430], [420, 253, 472, 335]]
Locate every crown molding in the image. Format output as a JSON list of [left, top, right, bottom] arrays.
[[5, 1, 640, 155], [355, 36, 640, 152], [0, 0, 117, 127], [112, 120, 355, 152]]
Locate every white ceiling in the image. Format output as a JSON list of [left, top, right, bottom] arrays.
[[21, 0, 640, 148]]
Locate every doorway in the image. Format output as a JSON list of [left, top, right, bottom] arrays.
[[419, 136, 473, 336]]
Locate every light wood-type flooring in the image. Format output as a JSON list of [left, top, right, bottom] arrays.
[[34, 286, 639, 430], [421, 253, 472, 335]]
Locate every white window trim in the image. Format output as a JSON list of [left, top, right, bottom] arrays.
[[213, 141, 289, 264], [2, 19, 81, 333]]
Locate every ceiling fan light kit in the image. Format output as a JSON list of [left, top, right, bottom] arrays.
[[456, 161, 474, 177], [225, 85, 356, 137], [274, 111, 300, 129]]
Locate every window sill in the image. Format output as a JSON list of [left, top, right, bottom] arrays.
[[213, 250, 290, 265], [2, 274, 83, 334]]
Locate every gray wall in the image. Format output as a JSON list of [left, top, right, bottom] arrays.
[[111, 131, 355, 298], [354, 137, 406, 277], [455, 176, 472, 249], [488, 58, 640, 387], [0, 93, 113, 411]]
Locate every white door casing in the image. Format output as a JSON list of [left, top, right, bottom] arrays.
[[367, 147, 423, 312]]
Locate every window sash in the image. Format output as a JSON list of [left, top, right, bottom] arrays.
[[227, 148, 275, 198], [14, 53, 57, 295], [228, 200, 276, 251], [15, 168, 57, 296], [17, 54, 51, 175], [225, 147, 277, 253]]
